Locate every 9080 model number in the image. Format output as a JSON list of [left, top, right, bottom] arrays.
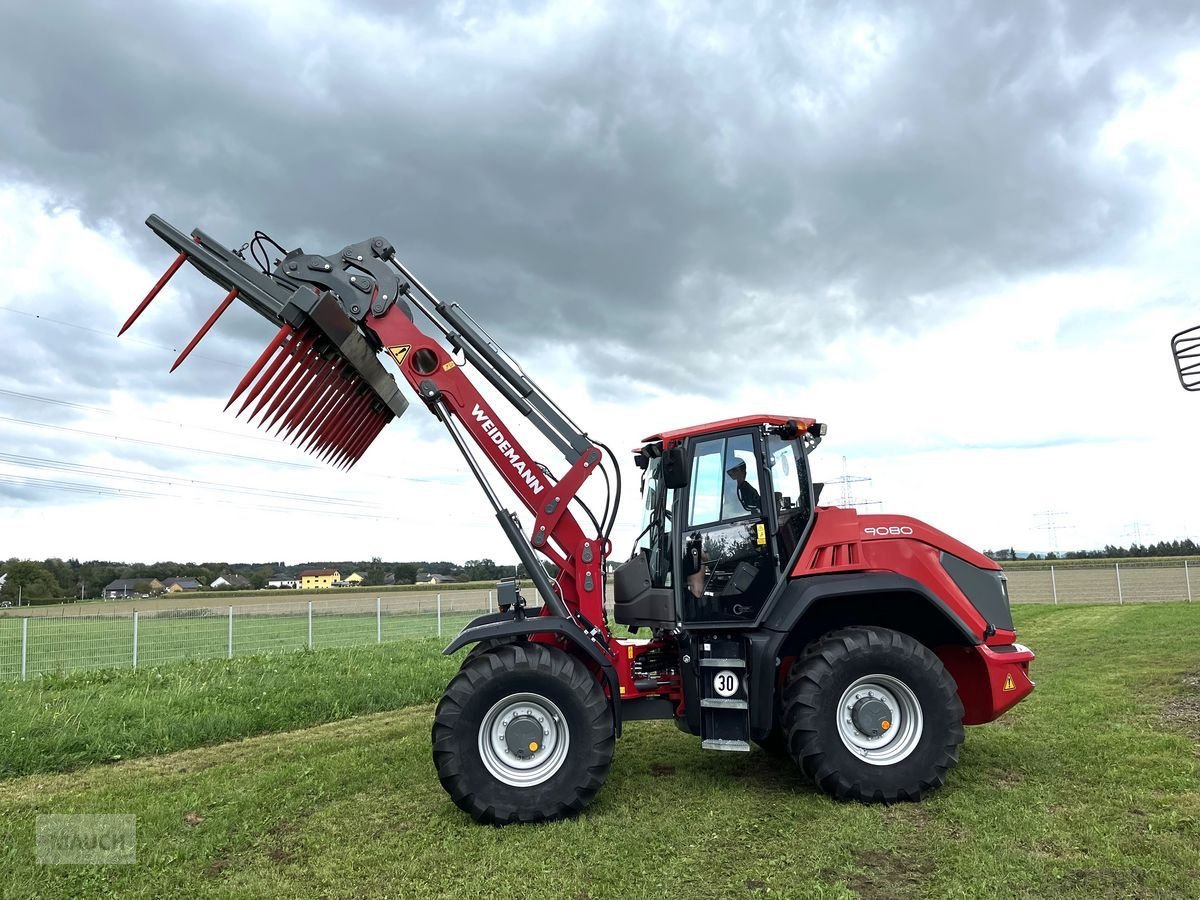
[[864, 525, 914, 536]]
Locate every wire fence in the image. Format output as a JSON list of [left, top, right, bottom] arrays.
[[0, 591, 498, 681], [1004, 560, 1195, 605], [0, 563, 1194, 681]]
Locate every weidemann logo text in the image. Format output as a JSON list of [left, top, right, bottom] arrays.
[[471, 404, 545, 495]]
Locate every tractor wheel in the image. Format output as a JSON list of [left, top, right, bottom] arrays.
[[460, 637, 518, 667], [432, 643, 615, 825], [782, 626, 964, 803]]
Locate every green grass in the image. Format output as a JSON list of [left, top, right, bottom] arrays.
[[0, 641, 460, 779], [0, 604, 1197, 898]]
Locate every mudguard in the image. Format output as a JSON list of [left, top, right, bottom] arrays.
[[444, 612, 623, 735]]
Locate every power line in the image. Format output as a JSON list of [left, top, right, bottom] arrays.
[[0, 304, 244, 369], [0, 474, 404, 522], [0, 414, 449, 483], [0, 387, 287, 447], [0, 452, 384, 509]]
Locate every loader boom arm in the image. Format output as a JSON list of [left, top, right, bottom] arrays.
[[124, 215, 617, 645]]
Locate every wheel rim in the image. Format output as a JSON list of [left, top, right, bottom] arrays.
[[478, 692, 570, 787], [835, 674, 923, 766]]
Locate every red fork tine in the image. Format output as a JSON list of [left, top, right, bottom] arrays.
[[316, 388, 369, 460], [346, 411, 390, 469], [343, 406, 388, 468], [119, 251, 188, 336], [226, 323, 291, 411], [238, 328, 311, 418], [325, 394, 374, 465], [247, 330, 317, 422], [281, 362, 338, 441], [170, 287, 238, 373], [298, 370, 353, 446], [262, 343, 325, 430]]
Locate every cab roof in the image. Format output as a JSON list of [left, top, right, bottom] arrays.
[[642, 414, 818, 449]]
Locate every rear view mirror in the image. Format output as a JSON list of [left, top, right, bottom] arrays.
[[1173, 324, 1200, 391], [662, 446, 689, 489]]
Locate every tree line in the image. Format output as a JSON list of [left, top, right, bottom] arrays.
[[985, 538, 1200, 562], [0, 556, 524, 603]]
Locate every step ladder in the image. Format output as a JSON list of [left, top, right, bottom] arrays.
[[698, 636, 750, 751]]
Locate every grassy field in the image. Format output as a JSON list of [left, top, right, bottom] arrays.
[[0, 608, 484, 679], [0, 603, 1197, 898]]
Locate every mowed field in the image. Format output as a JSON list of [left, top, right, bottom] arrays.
[[0, 603, 1197, 898]]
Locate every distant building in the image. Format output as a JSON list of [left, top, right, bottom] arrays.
[[419, 573, 458, 585], [104, 579, 143, 599], [299, 569, 340, 590], [161, 577, 204, 593], [211, 574, 251, 590], [267, 575, 298, 589], [344, 571, 365, 585]]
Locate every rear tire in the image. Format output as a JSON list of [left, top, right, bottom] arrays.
[[432, 643, 615, 825], [782, 627, 964, 803]]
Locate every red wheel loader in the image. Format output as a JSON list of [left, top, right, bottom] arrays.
[[124, 215, 1035, 825]]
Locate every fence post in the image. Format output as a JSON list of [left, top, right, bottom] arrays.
[[1050, 566, 1057, 605], [21, 618, 28, 681], [307, 601, 313, 650], [1115, 562, 1123, 605], [132, 611, 139, 669], [437, 593, 442, 638], [1186, 560, 1192, 602], [377, 597, 382, 644], [488, 590, 493, 613], [228, 606, 234, 660]]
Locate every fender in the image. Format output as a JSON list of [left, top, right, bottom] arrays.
[[759, 571, 982, 643], [746, 572, 980, 739], [444, 612, 623, 735]]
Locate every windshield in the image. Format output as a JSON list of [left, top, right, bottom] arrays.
[[636, 457, 673, 588]]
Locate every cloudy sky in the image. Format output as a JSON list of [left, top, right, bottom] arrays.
[[1, 0, 1198, 569]]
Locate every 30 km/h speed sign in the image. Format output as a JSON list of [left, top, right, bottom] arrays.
[[713, 670, 740, 698]]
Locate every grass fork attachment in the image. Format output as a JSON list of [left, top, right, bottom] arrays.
[[1172, 324, 1200, 391], [121, 215, 410, 467]]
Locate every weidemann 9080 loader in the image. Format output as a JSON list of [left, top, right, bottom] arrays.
[[123, 215, 1035, 824]]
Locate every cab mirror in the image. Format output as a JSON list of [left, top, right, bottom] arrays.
[[662, 446, 689, 489]]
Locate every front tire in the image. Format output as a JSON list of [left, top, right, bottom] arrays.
[[432, 643, 615, 825], [782, 627, 964, 803]]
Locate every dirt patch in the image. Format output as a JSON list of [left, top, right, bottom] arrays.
[[1063, 866, 1148, 898], [845, 847, 933, 899], [204, 853, 232, 878], [985, 766, 1024, 788], [267, 847, 294, 865], [1160, 672, 1200, 740], [650, 764, 675, 777], [182, 811, 205, 827], [744, 878, 768, 891]]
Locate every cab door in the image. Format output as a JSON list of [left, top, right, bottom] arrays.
[[678, 430, 779, 624]]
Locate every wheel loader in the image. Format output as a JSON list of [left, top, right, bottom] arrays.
[[123, 215, 1035, 825]]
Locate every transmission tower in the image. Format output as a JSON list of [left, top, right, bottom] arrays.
[[1034, 510, 1073, 552], [829, 456, 881, 512], [1121, 522, 1153, 545]]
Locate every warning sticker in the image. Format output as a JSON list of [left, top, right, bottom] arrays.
[[386, 344, 410, 367], [1002, 673, 1017, 692], [756, 523, 767, 545], [442, 360, 457, 372]]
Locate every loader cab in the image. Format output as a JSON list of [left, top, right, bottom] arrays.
[[614, 416, 821, 630]]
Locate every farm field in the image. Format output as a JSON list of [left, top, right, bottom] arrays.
[[0, 603, 1197, 898]]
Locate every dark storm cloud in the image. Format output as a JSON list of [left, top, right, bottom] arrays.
[[0, 0, 1196, 399]]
